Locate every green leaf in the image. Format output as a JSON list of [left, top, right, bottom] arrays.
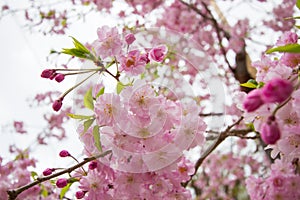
[[257, 82, 265, 89], [60, 183, 72, 200], [82, 118, 95, 134], [84, 87, 94, 110], [95, 87, 105, 98], [266, 43, 300, 54], [70, 36, 90, 54], [67, 113, 93, 120], [61, 48, 88, 58], [41, 184, 49, 197], [246, 123, 255, 131], [116, 82, 125, 94], [93, 125, 102, 152], [240, 79, 257, 89], [297, 0, 300, 10], [31, 171, 38, 180]]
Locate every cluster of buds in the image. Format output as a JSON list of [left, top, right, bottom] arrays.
[[243, 78, 293, 112], [243, 78, 294, 145], [41, 69, 65, 82]]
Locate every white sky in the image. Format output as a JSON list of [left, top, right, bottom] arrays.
[[0, 1, 112, 170]]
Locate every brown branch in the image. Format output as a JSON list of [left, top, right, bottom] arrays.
[[7, 150, 112, 200], [200, 1, 234, 73], [199, 112, 224, 117], [182, 116, 244, 187]]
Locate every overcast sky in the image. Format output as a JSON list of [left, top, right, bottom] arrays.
[[0, 1, 110, 170]]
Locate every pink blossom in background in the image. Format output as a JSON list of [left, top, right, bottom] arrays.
[[13, 121, 27, 134], [93, 26, 123, 59]]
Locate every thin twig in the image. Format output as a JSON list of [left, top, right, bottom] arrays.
[[7, 150, 112, 200], [199, 112, 224, 117], [182, 116, 244, 187]]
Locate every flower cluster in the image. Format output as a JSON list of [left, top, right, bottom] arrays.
[[76, 78, 206, 198], [242, 31, 300, 199]]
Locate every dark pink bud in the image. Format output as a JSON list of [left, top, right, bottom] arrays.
[[2, 5, 9, 11], [89, 161, 98, 170], [59, 150, 70, 157], [56, 178, 68, 188], [149, 45, 168, 62], [140, 53, 150, 64], [125, 33, 136, 45], [261, 78, 293, 103], [41, 69, 55, 78], [243, 89, 264, 112], [260, 117, 281, 145], [75, 190, 86, 199], [49, 73, 57, 80], [52, 98, 63, 112], [43, 168, 55, 176], [55, 74, 65, 82]]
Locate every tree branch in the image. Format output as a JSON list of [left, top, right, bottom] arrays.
[[7, 150, 112, 200], [182, 116, 244, 187], [199, 112, 224, 117]]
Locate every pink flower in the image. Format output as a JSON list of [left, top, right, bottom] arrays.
[[260, 117, 281, 144], [52, 98, 63, 112], [119, 50, 146, 76], [243, 89, 264, 112], [276, 31, 298, 46], [149, 45, 168, 62], [261, 78, 293, 103], [93, 26, 122, 59], [59, 150, 70, 157], [125, 33, 136, 45], [55, 73, 65, 82], [94, 93, 121, 126], [56, 178, 68, 188], [280, 53, 300, 68], [79, 170, 111, 199]]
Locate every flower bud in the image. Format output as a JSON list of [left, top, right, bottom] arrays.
[[149, 45, 168, 62], [243, 89, 264, 112], [59, 150, 70, 157], [55, 74, 65, 83], [52, 98, 63, 112], [260, 116, 281, 144], [140, 53, 150, 64], [43, 168, 55, 176], [261, 78, 293, 103], [75, 190, 86, 199], [89, 161, 98, 170], [125, 33, 136, 45], [56, 178, 68, 188], [41, 69, 55, 79]]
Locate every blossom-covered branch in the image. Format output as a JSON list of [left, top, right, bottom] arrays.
[[7, 150, 112, 200]]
